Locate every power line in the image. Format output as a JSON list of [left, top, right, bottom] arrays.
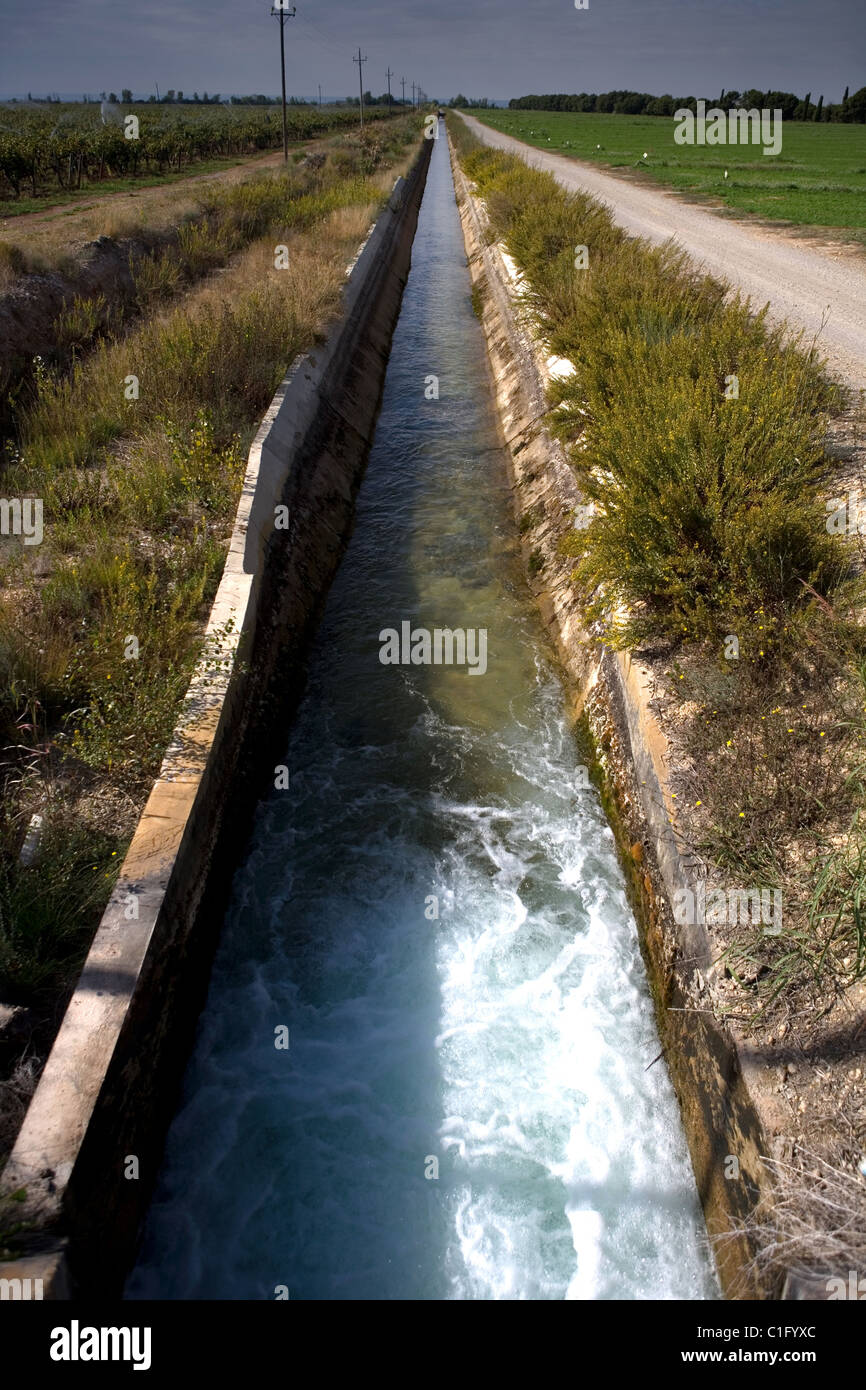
[[270, 1, 296, 161], [353, 48, 367, 129], [292, 11, 349, 79]]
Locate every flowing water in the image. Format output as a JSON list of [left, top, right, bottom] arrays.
[[128, 133, 719, 1302]]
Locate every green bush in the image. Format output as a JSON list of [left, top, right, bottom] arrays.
[[461, 138, 851, 651]]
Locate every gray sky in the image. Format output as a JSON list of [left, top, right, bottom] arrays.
[[1, 0, 862, 102]]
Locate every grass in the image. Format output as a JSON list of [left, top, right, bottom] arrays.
[[0, 819, 121, 1006], [455, 130, 852, 654], [0, 119, 420, 1043], [13, 172, 382, 442], [716, 1148, 866, 1296], [465, 109, 866, 237], [1, 123, 419, 437]]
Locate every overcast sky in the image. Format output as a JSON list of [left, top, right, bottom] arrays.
[[1, 0, 862, 102]]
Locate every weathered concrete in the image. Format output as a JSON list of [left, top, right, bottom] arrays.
[[450, 132, 774, 1299], [0, 138, 432, 1299]]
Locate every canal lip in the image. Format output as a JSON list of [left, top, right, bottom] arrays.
[[449, 128, 778, 1300], [0, 139, 433, 1299]]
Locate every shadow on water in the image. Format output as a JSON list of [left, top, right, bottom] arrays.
[[127, 132, 719, 1302]]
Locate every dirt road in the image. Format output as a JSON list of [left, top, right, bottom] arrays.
[[459, 113, 866, 395], [1, 149, 290, 231]]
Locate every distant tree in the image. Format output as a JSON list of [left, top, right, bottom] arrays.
[[121, 88, 132, 103], [505, 86, 843, 121], [843, 86, 849, 102], [814, 94, 823, 121], [844, 86, 866, 121], [614, 92, 648, 114], [177, 90, 184, 102]]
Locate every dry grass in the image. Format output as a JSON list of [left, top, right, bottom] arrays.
[[715, 1149, 866, 1294], [0, 1056, 39, 1177]]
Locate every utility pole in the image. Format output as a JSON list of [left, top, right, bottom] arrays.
[[354, 48, 367, 129], [270, 1, 296, 162], [318, 83, 322, 108], [386, 67, 393, 114], [411, 81, 416, 109], [401, 75, 406, 107]]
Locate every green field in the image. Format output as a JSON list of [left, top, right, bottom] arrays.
[[467, 109, 866, 236]]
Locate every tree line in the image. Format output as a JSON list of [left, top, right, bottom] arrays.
[[508, 86, 866, 122], [448, 96, 497, 109]]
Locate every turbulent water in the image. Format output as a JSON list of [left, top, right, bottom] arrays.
[[128, 132, 718, 1302]]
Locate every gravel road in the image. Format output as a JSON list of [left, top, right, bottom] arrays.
[[458, 112, 866, 395]]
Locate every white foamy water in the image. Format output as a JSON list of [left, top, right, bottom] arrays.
[[127, 133, 718, 1302]]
